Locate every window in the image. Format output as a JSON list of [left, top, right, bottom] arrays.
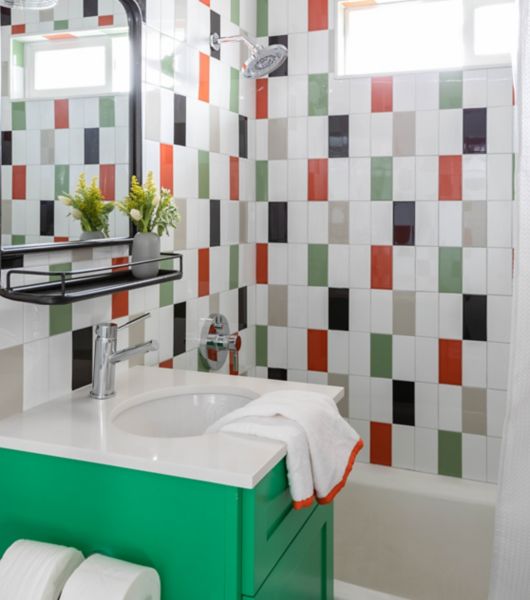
[[336, 0, 515, 77], [19, 33, 130, 99]]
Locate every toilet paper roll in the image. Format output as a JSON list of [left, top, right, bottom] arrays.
[[61, 554, 161, 600], [0, 539, 84, 600]]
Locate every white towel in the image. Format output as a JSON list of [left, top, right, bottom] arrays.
[[208, 390, 363, 509]]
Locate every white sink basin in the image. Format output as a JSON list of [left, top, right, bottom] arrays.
[[112, 387, 258, 438]]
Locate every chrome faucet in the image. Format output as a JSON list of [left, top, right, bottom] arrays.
[[90, 313, 159, 400]]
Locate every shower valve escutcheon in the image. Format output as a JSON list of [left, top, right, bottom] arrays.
[[200, 313, 242, 372]]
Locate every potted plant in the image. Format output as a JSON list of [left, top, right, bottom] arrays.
[[118, 172, 180, 279], [60, 174, 114, 240]]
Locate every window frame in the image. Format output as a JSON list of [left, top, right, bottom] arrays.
[[335, 0, 515, 78]]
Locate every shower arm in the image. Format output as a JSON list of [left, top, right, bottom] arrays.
[[210, 33, 258, 53]]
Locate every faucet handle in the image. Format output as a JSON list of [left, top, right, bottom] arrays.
[[118, 313, 151, 331]]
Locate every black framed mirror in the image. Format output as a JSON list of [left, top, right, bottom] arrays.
[[0, 0, 145, 257]]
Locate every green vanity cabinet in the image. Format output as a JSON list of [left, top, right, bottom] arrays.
[[0, 448, 333, 599]]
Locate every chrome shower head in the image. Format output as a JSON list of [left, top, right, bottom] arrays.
[[242, 44, 288, 79], [210, 33, 288, 79], [0, 0, 58, 8]]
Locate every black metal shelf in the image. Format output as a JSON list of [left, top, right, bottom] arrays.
[[0, 253, 183, 305]]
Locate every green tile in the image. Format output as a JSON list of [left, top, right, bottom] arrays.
[[99, 97, 115, 128], [161, 53, 174, 80], [371, 157, 393, 201], [11, 235, 25, 245], [438, 431, 462, 478], [229, 67, 240, 114], [439, 247, 462, 293], [231, 0, 240, 26], [160, 282, 173, 307], [55, 165, 70, 198], [198, 350, 210, 372], [257, 0, 268, 37], [54, 20, 69, 30], [308, 244, 328, 287], [49, 263, 72, 336], [439, 71, 463, 109], [256, 161, 268, 202], [198, 151, 210, 199], [256, 325, 268, 367], [308, 74, 329, 116], [12, 102, 26, 131], [229, 245, 239, 290], [370, 334, 392, 379], [12, 40, 24, 68]]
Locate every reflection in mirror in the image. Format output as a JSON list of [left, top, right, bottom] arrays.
[[1, 0, 132, 246]]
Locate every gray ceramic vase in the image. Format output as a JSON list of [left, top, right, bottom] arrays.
[[131, 232, 161, 279], [80, 231, 105, 241]]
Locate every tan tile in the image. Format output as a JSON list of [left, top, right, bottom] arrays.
[[2, 200, 11, 235], [329, 202, 349, 244], [268, 285, 288, 327], [268, 119, 288, 160], [462, 387, 487, 435], [173, 198, 187, 251], [463, 202, 487, 247], [393, 112, 416, 156], [209, 293, 220, 315], [128, 319, 146, 367], [393, 291, 416, 336], [328, 373, 349, 418], [0, 345, 23, 419]]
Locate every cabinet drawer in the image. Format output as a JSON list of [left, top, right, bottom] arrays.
[[241, 459, 317, 597], [242, 503, 333, 600]]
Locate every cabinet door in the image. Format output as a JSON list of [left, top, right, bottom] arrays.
[[243, 504, 334, 600]]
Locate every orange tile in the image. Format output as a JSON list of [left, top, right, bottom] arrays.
[[256, 79, 268, 119], [11, 24, 25, 35], [199, 53, 210, 103], [200, 0, 210, 5], [439, 339, 462, 386], [308, 329, 328, 372], [370, 422, 392, 466], [308, 159, 328, 201], [112, 291, 129, 319], [256, 243, 268, 284], [112, 256, 129, 273], [198, 248, 210, 297], [54, 99, 69, 129], [12, 166, 26, 200], [371, 246, 392, 290], [160, 144, 174, 193], [371, 77, 393, 112], [159, 359, 173, 369], [44, 33, 76, 40], [99, 165, 115, 201], [230, 156, 239, 201], [54, 236, 69, 243], [308, 0, 329, 31], [439, 156, 462, 201], [98, 15, 114, 26]]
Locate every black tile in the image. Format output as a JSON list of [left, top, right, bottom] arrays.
[[238, 286, 248, 331], [329, 115, 349, 158], [1, 254, 23, 269], [393, 381, 415, 426], [72, 327, 93, 390], [268, 368, 287, 381], [39, 201, 54, 237], [1, 7, 11, 26], [84, 128, 100, 164], [174, 94, 186, 146], [239, 115, 248, 159], [173, 302, 186, 357], [463, 108, 487, 154], [463, 295, 487, 341], [268, 35, 288, 77], [268, 202, 288, 243], [210, 199, 220, 247], [210, 11, 221, 60], [393, 202, 415, 246], [2, 131, 12, 165], [329, 288, 349, 331], [83, 0, 98, 17]]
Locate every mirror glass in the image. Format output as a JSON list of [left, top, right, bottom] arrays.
[[0, 0, 132, 247]]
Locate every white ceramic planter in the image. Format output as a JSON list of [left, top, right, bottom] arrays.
[[80, 231, 105, 241]]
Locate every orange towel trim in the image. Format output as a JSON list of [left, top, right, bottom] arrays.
[[292, 438, 364, 511]]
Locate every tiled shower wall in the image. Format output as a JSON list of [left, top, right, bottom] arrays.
[[253, 0, 514, 482], [0, 0, 257, 417]]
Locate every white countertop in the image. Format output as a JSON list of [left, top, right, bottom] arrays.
[[0, 367, 344, 489]]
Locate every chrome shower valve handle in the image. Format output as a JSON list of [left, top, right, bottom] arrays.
[[200, 314, 242, 372]]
